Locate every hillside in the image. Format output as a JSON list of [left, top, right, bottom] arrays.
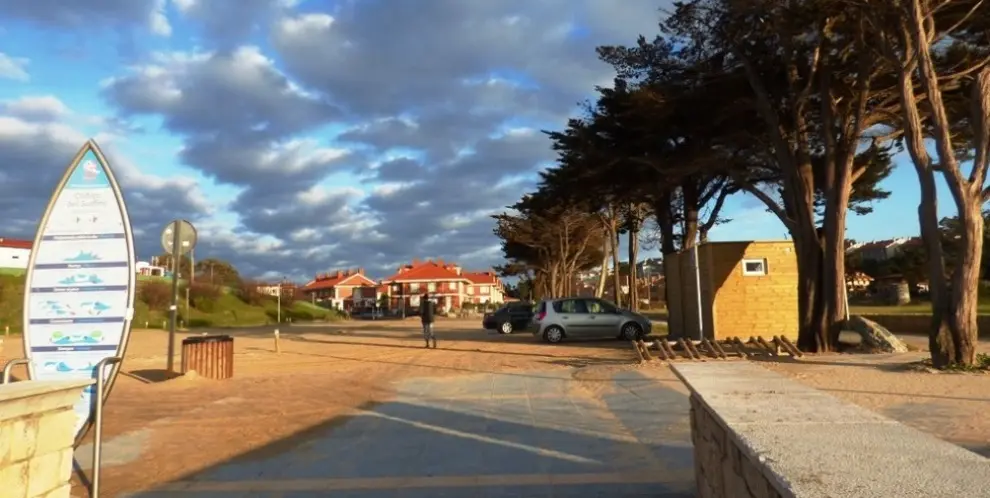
[[0, 274, 343, 334]]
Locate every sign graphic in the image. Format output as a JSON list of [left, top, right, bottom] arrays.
[[23, 140, 136, 442]]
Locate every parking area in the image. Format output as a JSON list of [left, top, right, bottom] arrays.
[[0, 318, 695, 497]]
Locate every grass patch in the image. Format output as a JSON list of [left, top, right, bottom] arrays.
[[851, 303, 990, 315], [0, 274, 345, 331]]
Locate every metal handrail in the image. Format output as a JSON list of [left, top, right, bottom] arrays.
[[2, 358, 30, 383], [91, 355, 122, 498]]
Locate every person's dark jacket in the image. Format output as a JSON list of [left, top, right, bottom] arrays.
[[420, 298, 436, 324]]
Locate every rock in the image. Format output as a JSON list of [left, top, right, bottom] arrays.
[[846, 315, 910, 353]]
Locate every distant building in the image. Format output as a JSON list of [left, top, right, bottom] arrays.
[[463, 271, 506, 304], [300, 268, 376, 310], [136, 261, 167, 277], [381, 259, 506, 312], [847, 237, 922, 262], [257, 282, 297, 299], [845, 271, 874, 292], [0, 237, 31, 269]]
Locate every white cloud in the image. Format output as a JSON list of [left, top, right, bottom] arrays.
[[0, 52, 29, 81], [2, 96, 70, 122]]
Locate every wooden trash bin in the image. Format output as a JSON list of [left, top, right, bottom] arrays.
[[181, 335, 234, 380]]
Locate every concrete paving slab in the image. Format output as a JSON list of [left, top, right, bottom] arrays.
[[740, 421, 990, 498], [137, 369, 695, 497]]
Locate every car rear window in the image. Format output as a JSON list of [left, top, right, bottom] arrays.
[[537, 301, 546, 314]]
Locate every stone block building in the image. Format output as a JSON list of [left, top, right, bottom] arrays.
[[664, 240, 798, 341]]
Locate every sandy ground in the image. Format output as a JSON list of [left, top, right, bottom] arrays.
[[2, 321, 988, 497], [1, 318, 639, 497]]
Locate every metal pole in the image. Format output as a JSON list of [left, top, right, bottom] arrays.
[[92, 356, 122, 498], [2, 358, 30, 384], [167, 222, 181, 372], [277, 279, 282, 324]]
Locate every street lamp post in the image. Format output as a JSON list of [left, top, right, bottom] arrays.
[[277, 276, 286, 324]]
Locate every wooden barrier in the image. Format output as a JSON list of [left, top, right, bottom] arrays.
[[181, 335, 234, 380]]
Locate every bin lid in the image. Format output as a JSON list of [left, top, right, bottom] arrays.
[[181, 335, 233, 345]]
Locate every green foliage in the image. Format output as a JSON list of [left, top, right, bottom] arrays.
[[235, 280, 267, 306], [0, 274, 25, 333], [194, 258, 241, 286], [186, 282, 222, 312], [138, 281, 172, 310]]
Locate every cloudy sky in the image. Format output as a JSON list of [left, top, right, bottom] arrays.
[[0, 0, 943, 281]]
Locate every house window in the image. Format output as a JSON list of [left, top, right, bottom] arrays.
[[467, 286, 474, 295], [427, 282, 436, 292], [742, 258, 769, 276], [410, 283, 420, 292]]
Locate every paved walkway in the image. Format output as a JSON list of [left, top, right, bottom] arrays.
[[134, 369, 695, 497]]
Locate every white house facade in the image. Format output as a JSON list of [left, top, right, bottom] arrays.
[[0, 238, 31, 269]]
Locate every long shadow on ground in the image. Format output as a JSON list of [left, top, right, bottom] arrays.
[[128, 370, 695, 498]]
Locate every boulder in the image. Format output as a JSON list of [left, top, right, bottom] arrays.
[[846, 315, 910, 353]]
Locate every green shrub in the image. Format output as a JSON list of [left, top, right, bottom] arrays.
[[188, 283, 222, 312], [235, 281, 267, 306], [187, 318, 214, 328], [0, 274, 25, 333], [138, 281, 172, 309]]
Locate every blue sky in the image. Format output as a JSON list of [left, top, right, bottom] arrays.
[[0, 0, 959, 281]]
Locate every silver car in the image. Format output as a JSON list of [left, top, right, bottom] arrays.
[[531, 297, 652, 344]]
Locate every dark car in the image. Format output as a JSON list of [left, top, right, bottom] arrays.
[[482, 302, 534, 334]]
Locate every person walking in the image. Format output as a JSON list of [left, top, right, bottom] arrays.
[[419, 292, 437, 348]]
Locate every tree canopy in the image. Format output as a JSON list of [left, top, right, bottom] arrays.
[[493, 0, 990, 365]]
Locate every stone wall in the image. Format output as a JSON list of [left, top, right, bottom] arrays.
[[0, 380, 92, 498], [689, 394, 784, 498], [675, 361, 990, 498]]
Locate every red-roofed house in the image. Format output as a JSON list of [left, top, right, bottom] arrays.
[[381, 259, 474, 312], [301, 268, 376, 310], [349, 284, 390, 311], [381, 259, 507, 312], [0, 237, 32, 269], [463, 271, 506, 305]]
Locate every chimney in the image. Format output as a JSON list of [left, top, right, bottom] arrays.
[[437, 258, 444, 265], [453, 266, 461, 276], [358, 267, 365, 275], [412, 258, 420, 265], [336, 270, 343, 278]]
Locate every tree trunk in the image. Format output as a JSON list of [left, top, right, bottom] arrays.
[[949, 203, 982, 365], [793, 234, 825, 352], [917, 172, 954, 367], [821, 180, 852, 351], [628, 221, 640, 311], [682, 180, 700, 249], [611, 227, 622, 307], [596, 237, 609, 298]]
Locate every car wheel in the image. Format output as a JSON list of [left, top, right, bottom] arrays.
[[543, 326, 564, 344], [499, 321, 513, 334], [621, 322, 643, 341]]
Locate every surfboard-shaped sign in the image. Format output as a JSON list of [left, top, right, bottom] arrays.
[[22, 139, 136, 443]]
